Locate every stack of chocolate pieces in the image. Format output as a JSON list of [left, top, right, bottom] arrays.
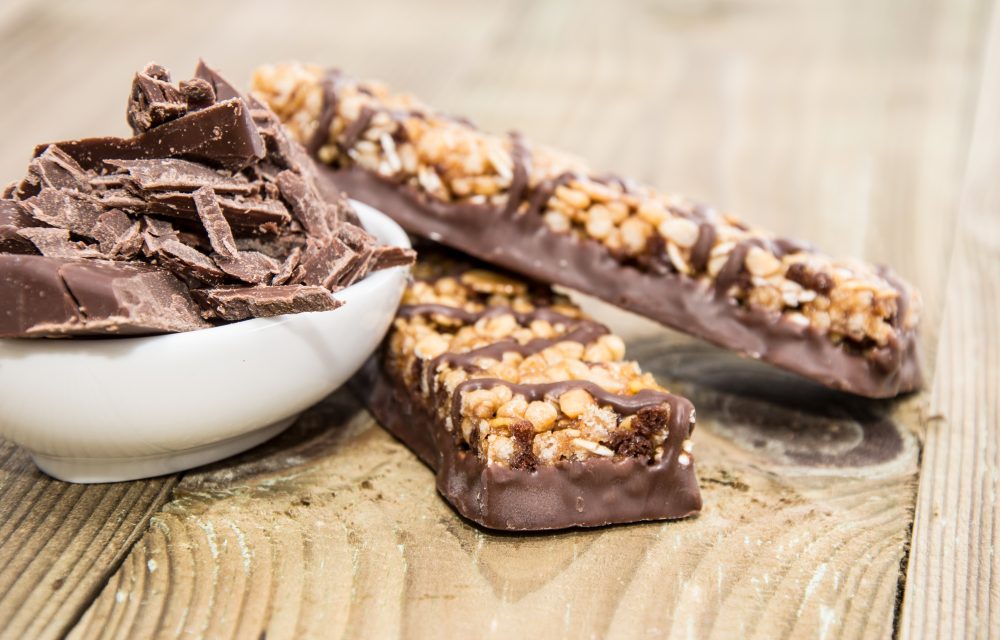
[[0, 62, 413, 338]]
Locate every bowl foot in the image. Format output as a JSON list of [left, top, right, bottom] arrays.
[[29, 414, 300, 483]]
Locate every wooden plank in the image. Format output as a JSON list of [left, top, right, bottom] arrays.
[[0, 441, 176, 640], [900, 2, 1000, 637], [68, 372, 922, 640]]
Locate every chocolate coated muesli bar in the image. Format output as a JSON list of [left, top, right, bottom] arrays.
[[353, 249, 701, 530], [256, 63, 921, 398]]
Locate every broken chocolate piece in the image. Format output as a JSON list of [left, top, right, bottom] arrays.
[[192, 285, 341, 321], [16, 228, 104, 259], [44, 99, 265, 173], [0, 255, 208, 337], [257, 64, 921, 398], [354, 252, 701, 530], [0, 201, 42, 254]]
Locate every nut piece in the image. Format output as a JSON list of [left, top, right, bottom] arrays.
[[658, 217, 699, 248], [558, 388, 596, 418], [745, 246, 782, 276], [525, 400, 558, 431]]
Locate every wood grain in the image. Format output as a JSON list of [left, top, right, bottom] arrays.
[[69, 361, 922, 640], [899, 3, 1000, 637], [0, 0, 991, 637], [0, 441, 176, 640]]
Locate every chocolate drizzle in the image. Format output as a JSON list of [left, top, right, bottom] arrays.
[[449, 378, 676, 436], [398, 303, 581, 326], [424, 319, 609, 402], [505, 132, 530, 215], [306, 69, 342, 156]]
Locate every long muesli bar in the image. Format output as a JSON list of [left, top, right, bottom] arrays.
[[352, 248, 701, 530], [255, 63, 922, 398]]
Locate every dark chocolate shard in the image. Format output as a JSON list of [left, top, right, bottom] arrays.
[[105, 158, 256, 195], [44, 98, 265, 172], [0, 254, 207, 337], [143, 232, 227, 285], [0, 200, 43, 254], [22, 188, 102, 238], [271, 246, 302, 285], [371, 245, 417, 271], [193, 59, 243, 102], [59, 260, 210, 334], [294, 236, 355, 289], [192, 187, 238, 258], [214, 250, 280, 285], [275, 169, 330, 237], [16, 227, 104, 259], [92, 210, 143, 258], [0, 255, 83, 336], [22, 145, 94, 195], [127, 63, 188, 134], [191, 285, 341, 321]]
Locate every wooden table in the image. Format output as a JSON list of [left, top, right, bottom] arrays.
[[0, 0, 997, 637]]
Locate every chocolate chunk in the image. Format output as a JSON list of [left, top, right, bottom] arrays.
[[0, 255, 208, 337], [0, 200, 42, 254], [16, 227, 104, 259], [91, 210, 143, 258], [191, 285, 341, 321], [193, 59, 243, 102], [140, 190, 291, 229], [20, 145, 94, 195], [47, 98, 265, 172], [22, 188, 102, 238], [128, 63, 188, 134], [276, 169, 330, 236], [105, 158, 256, 195], [144, 232, 227, 285], [215, 250, 280, 285], [371, 245, 417, 271], [180, 78, 216, 110], [192, 187, 238, 258], [295, 236, 355, 289], [271, 246, 302, 285], [0, 255, 83, 336]]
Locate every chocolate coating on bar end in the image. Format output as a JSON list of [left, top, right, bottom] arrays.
[[355, 358, 701, 531]]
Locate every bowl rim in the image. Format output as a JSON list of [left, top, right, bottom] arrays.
[[0, 199, 411, 347]]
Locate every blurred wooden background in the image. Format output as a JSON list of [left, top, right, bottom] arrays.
[[0, 0, 997, 638]]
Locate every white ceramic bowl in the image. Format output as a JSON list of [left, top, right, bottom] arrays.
[[0, 201, 410, 483]]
